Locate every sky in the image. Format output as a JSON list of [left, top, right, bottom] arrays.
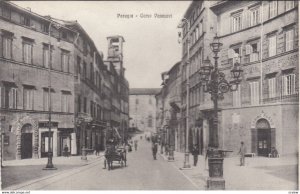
[[14, 1, 191, 89]]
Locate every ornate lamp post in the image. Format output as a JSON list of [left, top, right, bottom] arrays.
[[178, 18, 191, 169], [43, 20, 57, 170], [199, 34, 243, 189]]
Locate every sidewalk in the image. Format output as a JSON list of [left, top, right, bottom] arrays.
[[1, 153, 104, 189], [159, 150, 298, 190]]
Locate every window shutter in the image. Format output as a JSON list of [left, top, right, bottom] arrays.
[[282, 76, 287, 96], [9, 88, 12, 108], [245, 45, 251, 55], [15, 89, 18, 109], [292, 74, 295, 94], [243, 10, 248, 29], [0, 87, 2, 108]]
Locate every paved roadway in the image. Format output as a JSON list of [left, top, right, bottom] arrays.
[[35, 138, 198, 190]]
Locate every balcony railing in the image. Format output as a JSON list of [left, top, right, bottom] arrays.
[[262, 93, 299, 104]]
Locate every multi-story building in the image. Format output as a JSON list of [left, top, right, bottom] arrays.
[[179, 1, 218, 155], [210, 0, 298, 156], [63, 21, 107, 154], [0, 2, 130, 160], [129, 88, 160, 133], [178, 0, 298, 157], [158, 62, 182, 155], [0, 1, 77, 160], [104, 35, 129, 142]]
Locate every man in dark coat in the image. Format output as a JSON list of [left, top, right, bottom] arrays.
[[238, 141, 247, 166], [152, 142, 158, 160], [191, 144, 199, 166]]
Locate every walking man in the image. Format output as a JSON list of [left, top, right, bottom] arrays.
[[238, 141, 247, 166], [134, 139, 138, 151], [191, 144, 199, 166], [152, 142, 158, 160]]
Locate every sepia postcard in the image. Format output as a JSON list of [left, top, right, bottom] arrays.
[[0, 0, 299, 192]]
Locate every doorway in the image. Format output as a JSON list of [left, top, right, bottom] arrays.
[[41, 132, 53, 158], [257, 129, 271, 156], [21, 124, 33, 159], [21, 133, 32, 159], [256, 119, 272, 157]]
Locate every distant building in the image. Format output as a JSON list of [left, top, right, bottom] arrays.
[[129, 88, 160, 133], [104, 35, 129, 141], [157, 62, 182, 155]]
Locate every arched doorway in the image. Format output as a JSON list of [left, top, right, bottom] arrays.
[[256, 119, 272, 156], [21, 124, 33, 159]]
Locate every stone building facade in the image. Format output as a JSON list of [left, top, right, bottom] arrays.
[[129, 88, 160, 133], [210, 0, 299, 156], [0, 2, 130, 160], [158, 62, 183, 154], [154, 0, 299, 158], [0, 1, 76, 160], [174, 0, 298, 157], [179, 1, 218, 155]]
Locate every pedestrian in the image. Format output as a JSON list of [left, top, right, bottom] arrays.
[[238, 141, 247, 166], [191, 144, 199, 166], [134, 139, 138, 151], [270, 147, 278, 158], [152, 142, 158, 160], [95, 144, 100, 156], [63, 144, 69, 157]]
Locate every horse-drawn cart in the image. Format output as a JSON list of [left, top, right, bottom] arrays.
[[104, 146, 127, 170]]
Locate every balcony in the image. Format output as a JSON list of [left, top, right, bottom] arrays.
[[262, 93, 299, 104]]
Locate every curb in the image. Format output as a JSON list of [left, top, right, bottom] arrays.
[[3, 155, 104, 190]]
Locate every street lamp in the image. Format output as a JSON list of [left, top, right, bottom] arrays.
[[43, 20, 59, 170], [199, 34, 243, 189], [178, 18, 191, 169]]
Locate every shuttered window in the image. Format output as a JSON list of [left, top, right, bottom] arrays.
[[269, 1, 277, 18], [231, 13, 242, 32], [250, 7, 260, 26], [23, 88, 34, 110], [285, 29, 294, 52], [23, 43, 33, 64], [61, 91, 71, 113], [250, 81, 260, 105], [268, 77, 276, 98], [268, 35, 277, 57], [61, 50, 70, 72], [2, 36, 12, 59], [282, 74, 295, 96], [285, 1, 295, 11]]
